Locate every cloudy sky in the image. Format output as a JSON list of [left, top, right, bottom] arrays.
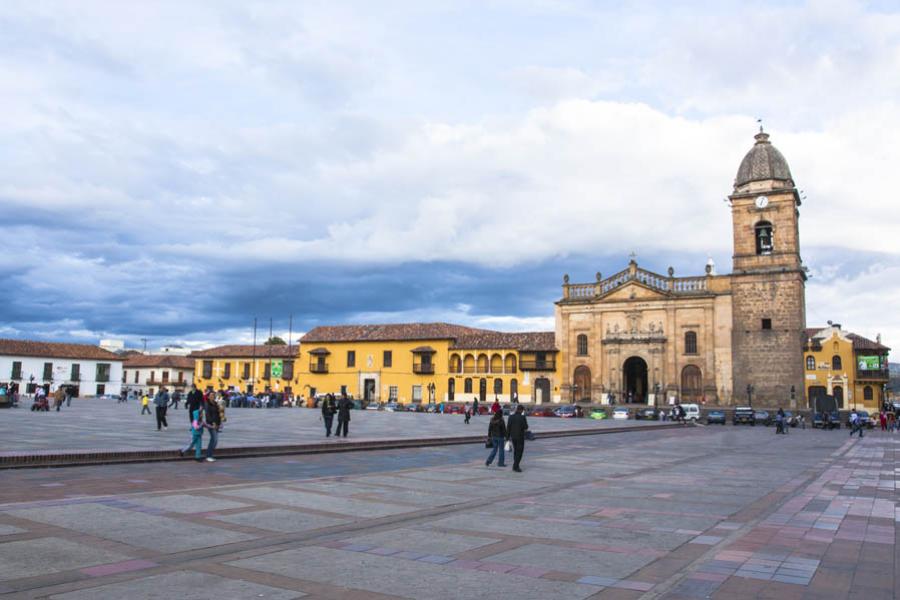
[[1, 0, 898, 350]]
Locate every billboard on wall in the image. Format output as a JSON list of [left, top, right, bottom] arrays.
[[858, 356, 881, 370], [271, 360, 283, 378]]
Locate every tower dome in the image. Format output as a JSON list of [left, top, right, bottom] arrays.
[[734, 129, 794, 190]]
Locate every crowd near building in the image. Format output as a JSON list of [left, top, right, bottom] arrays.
[[0, 131, 893, 411]]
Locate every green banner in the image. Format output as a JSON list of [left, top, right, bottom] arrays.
[[271, 360, 283, 378], [857, 355, 881, 370]]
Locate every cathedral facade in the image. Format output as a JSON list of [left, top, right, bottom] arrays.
[[555, 130, 806, 408]]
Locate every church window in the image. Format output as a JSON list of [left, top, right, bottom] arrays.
[[761, 318, 772, 330], [863, 386, 873, 401], [806, 356, 815, 371], [755, 221, 773, 255], [684, 331, 697, 355], [464, 378, 473, 393], [832, 355, 842, 371], [494, 379, 503, 394], [576, 334, 588, 356]]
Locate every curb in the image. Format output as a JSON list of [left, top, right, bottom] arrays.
[[0, 423, 690, 469]]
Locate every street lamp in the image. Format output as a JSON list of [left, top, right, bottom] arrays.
[[746, 384, 754, 407]]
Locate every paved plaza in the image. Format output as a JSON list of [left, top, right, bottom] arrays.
[[0, 424, 897, 598], [0, 399, 656, 454]]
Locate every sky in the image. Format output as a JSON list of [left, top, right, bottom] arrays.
[[1, 0, 898, 351]]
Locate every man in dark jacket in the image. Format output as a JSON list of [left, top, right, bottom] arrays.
[[153, 387, 170, 430], [321, 394, 336, 437], [186, 385, 204, 424], [506, 404, 529, 472], [336, 394, 352, 438]]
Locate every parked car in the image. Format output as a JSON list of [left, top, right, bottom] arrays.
[[847, 410, 875, 429], [447, 405, 463, 414], [423, 403, 438, 413], [383, 402, 401, 412], [733, 406, 755, 425], [351, 399, 365, 410], [812, 411, 840, 429], [611, 407, 630, 420], [365, 402, 380, 411], [681, 403, 701, 422], [635, 407, 659, 420], [531, 407, 556, 417], [706, 410, 726, 425], [589, 408, 608, 420], [754, 410, 771, 426], [554, 405, 578, 418]]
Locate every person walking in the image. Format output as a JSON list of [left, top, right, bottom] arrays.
[[170, 390, 181, 410], [180, 399, 206, 461], [464, 403, 471, 425], [186, 384, 203, 423], [849, 409, 864, 438], [65, 385, 74, 407], [775, 407, 786, 434], [205, 393, 225, 462], [154, 387, 170, 430], [506, 404, 529, 473], [472, 397, 479, 417], [485, 410, 507, 467], [491, 397, 501, 415], [53, 386, 66, 412], [879, 411, 887, 431], [336, 394, 352, 438], [140, 393, 151, 415], [321, 394, 336, 437]]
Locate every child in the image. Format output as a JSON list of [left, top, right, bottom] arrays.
[[180, 402, 205, 461]]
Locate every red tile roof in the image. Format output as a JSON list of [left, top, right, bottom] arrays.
[[123, 355, 196, 369], [451, 331, 557, 352], [0, 339, 125, 360], [300, 323, 485, 343], [300, 323, 557, 351], [188, 345, 297, 358], [848, 333, 890, 352]]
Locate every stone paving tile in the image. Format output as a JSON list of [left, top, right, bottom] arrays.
[[217, 485, 418, 518], [6, 503, 255, 553], [207, 508, 351, 533], [339, 527, 500, 556], [0, 537, 127, 581], [0, 524, 26, 535], [47, 570, 306, 599], [484, 542, 653, 578], [128, 493, 252, 514], [230, 546, 599, 599]]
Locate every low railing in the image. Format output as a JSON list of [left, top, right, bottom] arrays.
[[567, 283, 595, 299], [672, 277, 707, 293], [519, 360, 556, 371], [856, 368, 889, 380], [309, 363, 329, 374], [413, 363, 435, 374]]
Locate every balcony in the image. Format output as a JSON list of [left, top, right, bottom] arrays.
[[413, 363, 435, 375], [96, 375, 110, 383], [519, 360, 556, 371], [309, 362, 329, 374], [857, 368, 889, 380]]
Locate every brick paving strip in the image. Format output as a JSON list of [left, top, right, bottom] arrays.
[[0, 422, 681, 469]]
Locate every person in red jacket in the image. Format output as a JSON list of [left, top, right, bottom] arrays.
[[491, 397, 501, 415]]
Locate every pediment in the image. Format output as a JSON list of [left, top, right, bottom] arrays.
[[600, 280, 669, 302]]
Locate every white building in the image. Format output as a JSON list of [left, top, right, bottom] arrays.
[[0, 339, 125, 397], [123, 354, 195, 396]]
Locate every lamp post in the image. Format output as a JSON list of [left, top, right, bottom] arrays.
[[746, 384, 754, 407], [790, 385, 795, 409]]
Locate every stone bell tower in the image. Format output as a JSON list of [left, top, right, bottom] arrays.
[[730, 129, 806, 408]]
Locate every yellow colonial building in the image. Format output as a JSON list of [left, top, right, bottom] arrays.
[[803, 324, 891, 411], [297, 323, 561, 404], [190, 344, 298, 395]]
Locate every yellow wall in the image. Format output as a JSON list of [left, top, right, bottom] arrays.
[[193, 356, 300, 394], [803, 330, 886, 411], [298, 340, 560, 403]]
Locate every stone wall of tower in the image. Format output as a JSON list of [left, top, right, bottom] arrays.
[[731, 271, 806, 407]]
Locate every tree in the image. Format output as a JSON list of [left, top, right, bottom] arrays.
[[264, 336, 287, 346]]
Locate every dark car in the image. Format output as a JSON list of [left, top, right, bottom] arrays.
[[733, 406, 755, 425], [754, 410, 771, 426], [554, 405, 578, 418], [531, 407, 556, 417], [812, 411, 840, 429], [635, 407, 659, 420], [706, 410, 726, 425]]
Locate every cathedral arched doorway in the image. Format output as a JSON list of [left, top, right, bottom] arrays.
[[573, 365, 591, 403], [623, 356, 648, 403], [681, 365, 702, 403], [534, 377, 551, 404]]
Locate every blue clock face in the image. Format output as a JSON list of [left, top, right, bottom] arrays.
[[755, 195, 769, 208]]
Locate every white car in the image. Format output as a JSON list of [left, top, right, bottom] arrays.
[[612, 407, 630, 420], [681, 403, 701, 422]]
